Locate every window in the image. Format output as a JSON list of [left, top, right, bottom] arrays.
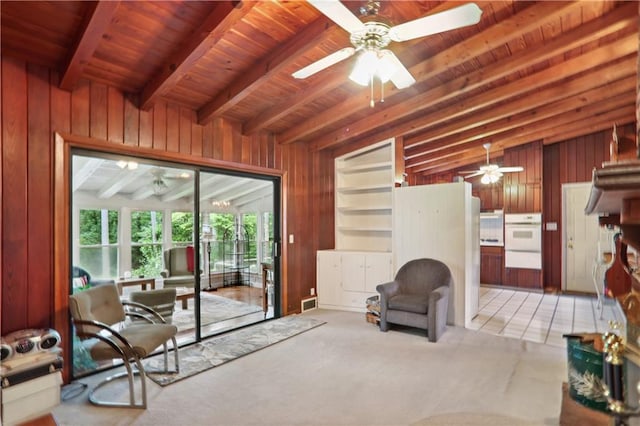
[[242, 213, 257, 271], [78, 209, 119, 279], [131, 210, 163, 278], [171, 212, 194, 246], [261, 211, 274, 264], [204, 213, 235, 271]]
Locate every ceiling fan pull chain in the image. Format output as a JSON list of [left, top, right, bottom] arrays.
[[380, 79, 385, 104], [370, 74, 375, 108]]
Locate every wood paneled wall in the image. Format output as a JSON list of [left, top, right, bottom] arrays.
[[1, 57, 317, 341], [410, 124, 634, 291], [542, 122, 634, 290], [503, 141, 543, 214]]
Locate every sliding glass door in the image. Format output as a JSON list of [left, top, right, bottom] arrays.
[[70, 151, 279, 379], [197, 170, 277, 339]]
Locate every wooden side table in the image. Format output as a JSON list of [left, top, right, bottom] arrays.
[[116, 277, 156, 295], [175, 289, 195, 310]]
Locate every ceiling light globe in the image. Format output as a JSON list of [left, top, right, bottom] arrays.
[[377, 50, 398, 83], [481, 174, 491, 184], [349, 50, 378, 86]]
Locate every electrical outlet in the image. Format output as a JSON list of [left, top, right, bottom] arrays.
[[310, 288, 315, 296]]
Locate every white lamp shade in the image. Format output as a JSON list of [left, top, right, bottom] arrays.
[[377, 50, 398, 83], [349, 50, 378, 86]]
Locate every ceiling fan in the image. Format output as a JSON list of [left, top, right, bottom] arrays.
[[460, 143, 524, 184], [150, 169, 191, 195], [292, 0, 482, 105]]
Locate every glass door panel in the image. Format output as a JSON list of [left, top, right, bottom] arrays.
[[198, 171, 278, 339], [70, 151, 280, 380]]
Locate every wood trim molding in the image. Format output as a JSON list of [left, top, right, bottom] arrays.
[[52, 131, 287, 382]]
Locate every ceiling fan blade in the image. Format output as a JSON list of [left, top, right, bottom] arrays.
[[389, 3, 482, 42], [379, 50, 416, 89], [462, 171, 484, 178], [497, 166, 524, 173], [292, 47, 355, 79], [307, 0, 365, 34]]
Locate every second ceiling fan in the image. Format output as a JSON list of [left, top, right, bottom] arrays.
[[292, 0, 482, 103], [460, 143, 524, 184]]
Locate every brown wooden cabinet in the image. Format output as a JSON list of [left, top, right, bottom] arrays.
[[480, 246, 503, 285]]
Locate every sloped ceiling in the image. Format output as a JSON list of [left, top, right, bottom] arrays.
[[2, 1, 637, 177]]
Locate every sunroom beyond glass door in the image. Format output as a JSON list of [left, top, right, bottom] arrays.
[[71, 154, 196, 378], [71, 153, 278, 379], [198, 170, 276, 338]]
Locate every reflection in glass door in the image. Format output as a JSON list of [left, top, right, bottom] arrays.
[[198, 171, 277, 339], [70, 151, 279, 380]]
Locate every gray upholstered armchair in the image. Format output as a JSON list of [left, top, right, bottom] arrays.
[[161, 247, 196, 289], [376, 258, 452, 342]]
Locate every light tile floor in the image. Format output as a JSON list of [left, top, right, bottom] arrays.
[[470, 286, 625, 348]]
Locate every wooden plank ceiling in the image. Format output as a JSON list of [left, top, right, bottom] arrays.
[[1, 1, 637, 177]]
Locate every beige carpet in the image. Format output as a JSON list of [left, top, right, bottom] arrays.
[[146, 316, 325, 386], [412, 412, 539, 425], [54, 309, 566, 426]]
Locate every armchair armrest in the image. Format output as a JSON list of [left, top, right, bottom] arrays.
[[376, 280, 400, 302], [71, 318, 137, 359], [429, 285, 449, 304], [160, 269, 169, 278]]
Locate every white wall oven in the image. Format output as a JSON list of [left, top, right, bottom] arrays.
[[504, 213, 542, 269]]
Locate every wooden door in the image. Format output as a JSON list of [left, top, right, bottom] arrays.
[[563, 183, 599, 293]]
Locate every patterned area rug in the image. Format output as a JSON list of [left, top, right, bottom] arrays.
[[145, 315, 325, 386], [172, 292, 262, 332]]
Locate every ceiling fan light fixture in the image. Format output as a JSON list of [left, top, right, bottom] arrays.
[[117, 160, 138, 170], [211, 200, 230, 208], [481, 172, 501, 185], [348, 49, 379, 86], [153, 178, 168, 195], [376, 50, 398, 83]]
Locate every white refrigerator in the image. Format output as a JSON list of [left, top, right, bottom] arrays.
[[393, 181, 480, 327]]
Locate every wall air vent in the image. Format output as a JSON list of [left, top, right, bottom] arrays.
[[301, 297, 318, 312]]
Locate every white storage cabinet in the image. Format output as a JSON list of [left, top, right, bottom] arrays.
[[317, 250, 393, 312]]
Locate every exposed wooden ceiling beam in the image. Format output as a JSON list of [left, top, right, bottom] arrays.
[[405, 49, 636, 153], [241, 2, 459, 135], [198, 17, 340, 125], [310, 3, 638, 152], [59, 1, 121, 91], [410, 105, 635, 175], [140, 1, 254, 111], [280, 1, 583, 146], [406, 92, 635, 171], [404, 81, 635, 168], [368, 42, 637, 163]]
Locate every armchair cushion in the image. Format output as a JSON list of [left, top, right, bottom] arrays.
[[388, 294, 429, 314]]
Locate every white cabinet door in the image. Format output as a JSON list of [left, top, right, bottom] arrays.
[[341, 253, 365, 292], [365, 252, 393, 292], [317, 251, 341, 306]]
